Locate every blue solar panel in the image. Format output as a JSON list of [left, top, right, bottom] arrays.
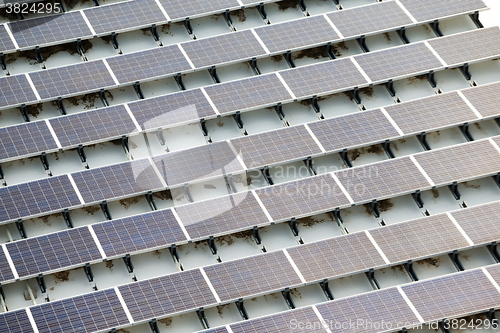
[[159, 0, 240, 20], [0, 310, 35, 333], [0, 24, 16, 53], [0, 75, 38, 108], [0, 247, 15, 282]]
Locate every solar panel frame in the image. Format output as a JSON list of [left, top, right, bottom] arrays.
[[203, 251, 303, 302], [159, 0, 241, 20], [128, 89, 216, 130], [0, 247, 15, 282], [49, 105, 138, 148], [413, 139, 500, 186], [254, 174, 351, 222], [0, 309, 35, 333], [118, 268, 217, 322], [0, 121, 59, 162], [307, 108, 400, 152], [401, 269, 500, 322], [229, 125, 323, 170], [204, 73, 293, 115], [29, 60, 116, 100], [286, 232, 387, 283], [6, 226, 102, 278], [450, 201, 500, 245], [399, 0, 488, 23], [0, 24, 16, 53], [384, 91, 479, 135], [71, 158, 163, 204], [180, 30, 267, 69], [279, 57, 369, 99], [461, 81, 500, 118], [0, 74, 38, 108], [354, 42, 444, 83]]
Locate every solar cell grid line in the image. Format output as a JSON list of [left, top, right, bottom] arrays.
[[118, 268, 217, 322], [31, 288, 130, 333], [9, 12, 93, 49], [307, 108, 400, 152], [413, 139, 500, 187], [203, 250, 303, 302], [92, 209, 187, 257], [0, 175, 81, 224], [316, 287, 420, 333], [105, 45, 193, 84], [230, 307, 328, 333], [401, 268, 500, 322], [460, 81, 500, 118], [5, 226, 102, 278], [0, 309, 35, 333], [229, 125, 323, 170], [152, 141, 244, 187], [286, 231, 387, 283], [254, 15, 340, 54], [353, 42, 444, 83], [450, 200, 500, 245], [399, 0, 488, 23], [254, 173, 351, 222], [71, 158, 164, 204], [127, 88, 216, 130], [180, 30, 267, 69], [0, 245, 15, 282], [0, 121, 59, 162], [278, 57, 369, 99], [174, 191, 270, 240], [28, 60, 116, 100], [83, 0, 168, 35], [204, 73, 294, 115], [0, 74, 38, 108], [49, 104, 138, 148], [0, 24, 16, 52], [159, 0, 240, 20], [326, 1, 414, 39], [334, 156, 430, 204], [368, 214, 471, 264], [428, 27, 500, 67]]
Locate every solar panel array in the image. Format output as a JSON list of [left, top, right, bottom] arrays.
[[460, 81, 500, 118], [399, 0, 488, 22], [451, 200, 500, 245], [159, 0, 240, 20], [0, 25, 16, 52], [0, 310, 35, 333], [0, 75, 38, 108]]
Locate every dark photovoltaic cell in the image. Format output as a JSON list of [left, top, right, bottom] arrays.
[[413, 140, 500, 186], [287, 232, 386, 282], [255, 174, 351, 221], [175, 191, 269, 239], [428, 27, 500, 67], [385, 92, 478, 135], [119, 269, 217, 322], [153, 141, 243, 187], [0, 74, 38, 108], [254, 15, 340, 54], [0, 310, 35, 333], [0, 121, 59, 161], [204, 251, 302, 302], [451, 200, 500, 245], [6, 227, 102, 278], [93, 209, 186, 257], [369, 214, 470, 264], [106, 45, 192, 83], [204, 73, 293, 115], [72, 159, 163, 203], [128, 89, 216, 130], [307, 109, 400, 152], [327, 1, 414, 38], [354, 42, 443, 83], [181, 30, 266, 68], [335, 157, 430, 203], [0, 248, 15, 282], [230, 125, 322, 169], [0, 25, 15, 52], [159, 0, 240, 20], [29, 60, 116, 100], [317, 288, 420, 333], [231, 307, 327, 333], [279, 58, 368, 98], [461, 81, 500, 118], [84, 0, 167, 34], [0, 175, 81, 223], [401, 269, 500, 322], [49, 105, 137, 148], [10, 12, 93, 48], [399, 0, 487, 22], [31, 288, 130, 333]]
